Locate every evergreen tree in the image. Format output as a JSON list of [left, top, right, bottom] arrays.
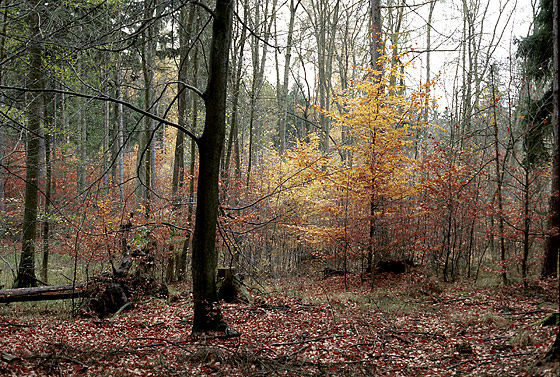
[[518, 0, 558, 278]]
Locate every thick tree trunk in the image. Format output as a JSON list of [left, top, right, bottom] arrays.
[[14, 0, 42, 288], [191, 0, 233, 335], [545, 0, 560, 363], [543, 0, 560, 279]]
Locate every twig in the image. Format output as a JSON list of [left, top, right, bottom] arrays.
[[392, 330, 447, 339], [270, 335, 344, 347], [285, 345, 309, 357], [447, 352, 534, 370], [347, 342, 375, 349], [26, 353, 90, 369], [0, 254, 15, 279], [373, 353, 415, 359], [0, 322, 37, 327], [385, 330, 411, 345], [503, 310, 546, 317], [447, 359, 471, 369], [111, 301, 133, 318]]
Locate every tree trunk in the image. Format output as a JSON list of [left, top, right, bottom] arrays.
[[41, 92, 54, 284], [370, 0, 382, 71], [191, 0, 233, 335], [543, 0, 560, 279], [0, 5, 6, 237], [490, 66, 507, 285], [14, 0, 42, 288], [137, 0, 158, 216], [309, 0, 337, 153], [246, 0, 275, 187], [169, 3, 196, 282], [278, 0, 298, 155], [77, 95, 87, 193], [224, 0, 248, 178], [544, 0, 560, 363], [112, 67, 125, 203], [103, 88, 110, 186]]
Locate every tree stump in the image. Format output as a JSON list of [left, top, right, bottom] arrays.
[[217, 268, 251, 303]]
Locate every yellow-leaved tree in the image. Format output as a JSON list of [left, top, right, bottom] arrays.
[[329, 54, 433, 272], [265, 53, 434, 275]]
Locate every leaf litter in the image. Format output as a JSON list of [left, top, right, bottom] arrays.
[[0, 273, 558, 376]]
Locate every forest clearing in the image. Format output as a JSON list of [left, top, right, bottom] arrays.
[[1, 0, 560, 375]]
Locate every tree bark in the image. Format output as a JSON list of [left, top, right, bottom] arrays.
[[77, 93, 87, 193], [191, 0, 233, 334], [224, 0, 248, 178], [41, 92, 54, 284], [117, 69, 125, 203], [137, 0, 158, 216], [169, 3, 196, 283], [490, 66, 508, 285], [544, 0, 560, 362], [543, 0, 560, 279], [14, 0, 42, 288], [0, 4, 6, 236], [246, 0, 275, 187], [370, 0, 382, 71], [279, 0, 299, 154]]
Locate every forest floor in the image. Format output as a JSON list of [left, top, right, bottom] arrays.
[[0, 271, 558, 376]]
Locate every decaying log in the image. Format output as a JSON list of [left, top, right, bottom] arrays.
[[0, 282, 88, 304], [0, 244, 167, 318]]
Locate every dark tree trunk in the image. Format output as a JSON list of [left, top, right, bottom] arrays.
[[14, 0, 42, 288], [543, 0, 560, 280], [191, 0, 233, 335], [545, 0, 560, 362]]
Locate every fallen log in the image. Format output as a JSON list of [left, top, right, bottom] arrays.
[[0, 282, 88, 304]]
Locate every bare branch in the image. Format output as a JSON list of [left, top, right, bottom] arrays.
[[0, 85, 200, 143]]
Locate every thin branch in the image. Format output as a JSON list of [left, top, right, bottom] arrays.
[[0, 85, 200, 143], [270, 335, 345, 347], [233, 10, 281, 52]]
